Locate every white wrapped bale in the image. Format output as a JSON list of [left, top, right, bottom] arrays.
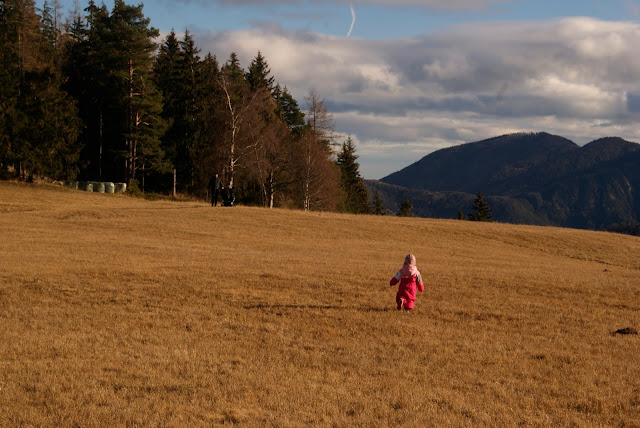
[[80, 181, 93, 192], [94, 182, 105, 193], [104, 182, 115, 193], [114, 183, 127, 193]]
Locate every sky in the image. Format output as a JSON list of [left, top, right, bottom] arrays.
[[49, 0, 640, 178]]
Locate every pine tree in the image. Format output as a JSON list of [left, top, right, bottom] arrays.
[[0, 0, 24, 176], [124, 75, 169, 192], [63, 0, 165, 184], [246, 51, 274, 93], [108, 0, 164, 184], [221, 52, 244, 84], [153, 30, 180, 183], [177, 30, 200, 189], [0, 0, 40, 178], [32, 0, 81, 180], [336, 137, 370, 214], [154, 30, 202, 192], [1, 0, 81, 180], [372, 190, 386, 215], [62, 1, 112, 181], [468, 191, 492, 221], [273, 84, 304, 136], [191, 52, 222, 194], [397, 195, 414, 217], [40, 1, 58, 57]]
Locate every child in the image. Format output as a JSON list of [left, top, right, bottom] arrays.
[[390, 254, 424, 311]]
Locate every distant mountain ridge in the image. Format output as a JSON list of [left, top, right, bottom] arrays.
[[369, 132, 640, 230]]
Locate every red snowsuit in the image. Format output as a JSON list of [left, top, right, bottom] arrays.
[[390, 264, 424, 310]]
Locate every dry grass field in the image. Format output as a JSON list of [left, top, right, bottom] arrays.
[[0, 181, 639, 427]]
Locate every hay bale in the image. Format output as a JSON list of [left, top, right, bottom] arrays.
[[114, 183, 127, 193], [80, 181, 93, 192], [94, 182, 105, 193], [67, 180, 79, 190], [104, 182, 115, 193]]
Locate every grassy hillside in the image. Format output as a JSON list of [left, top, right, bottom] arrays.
[[1, 182, 639, 426]]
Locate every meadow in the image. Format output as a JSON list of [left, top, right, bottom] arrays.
[[0, 181, 638, 427]]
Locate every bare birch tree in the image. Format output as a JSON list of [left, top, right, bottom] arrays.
[[299, 89, 338, 211], [249, 113, 294, 208], [216, 56, 266, 189]]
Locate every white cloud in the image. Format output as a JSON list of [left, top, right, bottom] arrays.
[[191, 16, 640, 178], [351, 0, 513, 10], [181, 0, 513, 11]]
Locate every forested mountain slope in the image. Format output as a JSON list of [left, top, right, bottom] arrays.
[[373, 133, 640, 230]]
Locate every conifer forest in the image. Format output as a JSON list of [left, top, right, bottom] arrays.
[[0, 0, 371, 213]]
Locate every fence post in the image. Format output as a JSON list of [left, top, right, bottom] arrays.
[[173, 169, 177, 197]]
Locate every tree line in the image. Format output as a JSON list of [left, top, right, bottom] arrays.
[[0, 0, 373, 213]]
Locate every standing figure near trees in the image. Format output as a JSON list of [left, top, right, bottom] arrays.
[[209, 173, 222, 206], [223, 186, 235, 207]]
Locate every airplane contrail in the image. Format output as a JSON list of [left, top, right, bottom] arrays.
[[347, 2, 356, 37]]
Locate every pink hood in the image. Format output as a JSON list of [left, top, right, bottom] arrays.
[[399, 264, 419, 278]]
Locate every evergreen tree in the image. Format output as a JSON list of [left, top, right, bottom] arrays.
[[124, 74, 169, 192], [468, 191, 492, 221], [0, 1, 349, 208], [246, 51, 274, 93], [273, 84, 304, 136], [39, 1, 58, 57], [23, 69, 82, 180], [31, 0, 81, 180], [457, 207, 464, 220], [176, 30, 200, 189], [153, 30, 180, 185], [397, 195, 414, 217], [154, 30, 180, 101], [0, 0, 24, 176], [154, 30, 201, 192], [372, 190, 385, 215], [1, 0, 80, 180], [62, 1, 112, 180], [62, 0, 165, 184], [108, 0, 165, 184], [336, 137, 370, 214], [221, 52, 244, 84], [191, 52, 222, 194]]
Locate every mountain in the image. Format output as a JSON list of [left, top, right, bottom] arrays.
[[370, 132, 640, 230]]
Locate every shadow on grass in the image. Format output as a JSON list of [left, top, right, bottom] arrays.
[[244, 303, 394, 313]]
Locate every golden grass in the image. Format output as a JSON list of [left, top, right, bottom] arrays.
[[0, 181, 639, 427]]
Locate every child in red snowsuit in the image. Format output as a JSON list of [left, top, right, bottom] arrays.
[[390, 254, 424, 311]]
